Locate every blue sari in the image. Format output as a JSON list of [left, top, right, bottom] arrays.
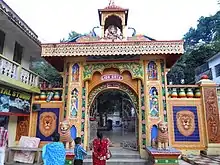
[[42, 142, 66, 165]]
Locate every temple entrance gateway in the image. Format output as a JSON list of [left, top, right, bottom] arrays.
[[88, 83, 138, 150], [40, 0, 185, 159]]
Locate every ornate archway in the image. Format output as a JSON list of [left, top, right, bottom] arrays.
[[88, 82, 138, 113], [87, 81, 139, 150]]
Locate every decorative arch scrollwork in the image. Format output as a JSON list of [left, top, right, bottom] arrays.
[[83, 62, 144, 81], [88, 82, 138, 112]]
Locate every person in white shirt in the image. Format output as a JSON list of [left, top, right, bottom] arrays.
[[0, 121, 8, 165]]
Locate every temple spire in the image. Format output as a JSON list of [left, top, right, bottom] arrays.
[[109, 0, 115, 6]]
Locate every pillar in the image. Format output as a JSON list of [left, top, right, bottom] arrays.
[[198, 76, 220, 155]]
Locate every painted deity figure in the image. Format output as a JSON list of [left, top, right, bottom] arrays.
[[72, 64, 79, 82], [148, 61, 157, 80], [105, 25, 122, 40], [150, 88, 159, 117], [70, 89, 78, 117]]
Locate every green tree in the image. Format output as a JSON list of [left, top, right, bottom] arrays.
[[184, 11, 220, 50], [31, 30, 82, 84], [168, 10, 220, 84], [30, 58, 62, 84]]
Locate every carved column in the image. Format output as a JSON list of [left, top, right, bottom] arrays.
[[198, 78, 220, 155]]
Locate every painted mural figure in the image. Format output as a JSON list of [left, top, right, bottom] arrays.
[[149, 87, 159, 117], [148, 61, 157, 80], [104, 25, 122, 40], [72, 64, 79, 82], [70, 89, 78, 117]]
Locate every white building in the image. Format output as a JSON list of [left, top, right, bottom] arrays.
[[195, 52, 220, 84], [195, 53, 220, 112], [107, 112, 122, 127], [206, 53, 220, 84], [0, 0, 43, 147]]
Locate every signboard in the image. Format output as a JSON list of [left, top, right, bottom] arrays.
[[101, 74, 123, 81], [106, 82, 120, 88], [0, 86, 31, 114]]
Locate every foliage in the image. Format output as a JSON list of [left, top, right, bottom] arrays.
[[31, 31, 82, 84], [30, 58, 62, 84], [184, 11, 220, 50], [167, 10, 220, 84], [60, 31, 81, 42]]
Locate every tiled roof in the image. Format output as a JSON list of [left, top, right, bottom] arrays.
[[0, 0, 41, 46], [99, 3, 128, 12], [41, 40, 184, 57], [104, 4, 126, 10]]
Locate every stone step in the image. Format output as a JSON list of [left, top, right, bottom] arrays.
[[86, 148, 140, 159], [86, 153, 140, 159], [84, 147, 147, 165], [84, 158, 148, 165], [86, 151, 140, 159]]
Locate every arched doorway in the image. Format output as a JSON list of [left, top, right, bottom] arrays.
[[88, 82, 139, 150]]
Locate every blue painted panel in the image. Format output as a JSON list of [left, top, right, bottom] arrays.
[[173, 106, 200, 142], [70, 125, 77, 140], [36, 108, 60, 141], [151, 125, 158, 140]]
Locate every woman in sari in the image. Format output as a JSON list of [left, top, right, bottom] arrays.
[[42, 132, 66, 165], [92, 131, 111, 165]]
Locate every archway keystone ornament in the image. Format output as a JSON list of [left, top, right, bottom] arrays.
[[88, 82, 138, 112], [83, 62, 144, 81]]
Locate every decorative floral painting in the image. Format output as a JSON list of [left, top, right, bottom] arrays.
[[148, 61, 157, 80], [70, 88, 78, 117], [72, 63, 79, 82], [149, 87, 159, 117]]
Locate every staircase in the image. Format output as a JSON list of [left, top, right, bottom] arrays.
[[84, 147, 149, 165]]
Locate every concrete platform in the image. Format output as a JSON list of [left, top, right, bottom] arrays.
[[84, 147, 148, 165], [146, 147, 182, 165]]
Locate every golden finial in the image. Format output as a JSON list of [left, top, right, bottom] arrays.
[[109, 0, 115, 6]]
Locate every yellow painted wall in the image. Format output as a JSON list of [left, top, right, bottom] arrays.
[[8, 116, 17, 147], [167, 98, 206, 151]]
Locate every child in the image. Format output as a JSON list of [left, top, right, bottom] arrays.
[[74, 137, 87, 165]]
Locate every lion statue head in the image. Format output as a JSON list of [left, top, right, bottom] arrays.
[[39, 112, 57, 137], [60, 119, 71, 134], [158, 121, 168, 133], [176, 110, 195, 136]]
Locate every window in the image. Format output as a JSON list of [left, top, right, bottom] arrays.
[[215, 64, 220, 77], [0, 30, 5, 54], [13, 42, 23, 64]]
